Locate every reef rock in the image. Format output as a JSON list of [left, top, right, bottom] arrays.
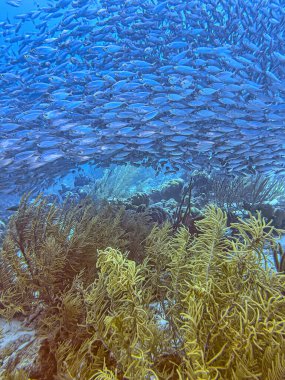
[[256, 203, 275, 220], [254, 203, 285, 229], [274, 208, 285, 228], [74, 174, 91, 187], [129, 192, 150, 207], [150, 179, 184, 203], [146, 206, 170, 224], [0, 318, 56, 379]]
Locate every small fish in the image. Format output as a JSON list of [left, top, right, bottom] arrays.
[[6, 0, 21, 7], [7, 205, 19, 211], [0, 0, 284, 195]]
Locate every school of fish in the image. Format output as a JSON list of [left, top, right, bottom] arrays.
[[0, 0, 285, 193]]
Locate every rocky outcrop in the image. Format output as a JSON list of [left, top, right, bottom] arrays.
[[0, 318, 56, 379]]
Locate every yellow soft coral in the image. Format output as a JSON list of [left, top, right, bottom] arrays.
[[1, 199, 285, 379]]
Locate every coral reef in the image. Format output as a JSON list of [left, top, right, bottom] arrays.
[[274, 208, 285, 228], [0, 195, 154, 320], [242, 175, 285, 209], [254, 203, 285, 229], [0, 196, 285, 379], [172, 179, 203, 233], [208, 173, 284, 214], [74, 174, 91, 188], [88, 164, 152, 201], [150, 178, 184, 203], [174, 172, 285, 231], [271, 242, 285, 273], [0, 317, 55, 380], [128, 192, 150, 207], [0, 219, 6, 246], [145, 206, 170, 225]]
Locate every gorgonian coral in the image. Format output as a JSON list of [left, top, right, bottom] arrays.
[[0, 198, 284, 379]]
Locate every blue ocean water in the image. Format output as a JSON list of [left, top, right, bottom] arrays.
[[0, 0, 39, 21], [0, 0, 47, 32], [1, 4, 285, 377], [0, 0, 285, 219]]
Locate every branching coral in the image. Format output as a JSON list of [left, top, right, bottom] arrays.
[[271, 242, 285, 273], [168, 207, 285, 379], [172, 179, 193, 231], [83, 248, 162, 379], [210, 174, 246, 212], [0, 197, 285, 379], [242, 174, 284, 209], [208, 173, 284, 214], [0, 195, 153, 321]]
